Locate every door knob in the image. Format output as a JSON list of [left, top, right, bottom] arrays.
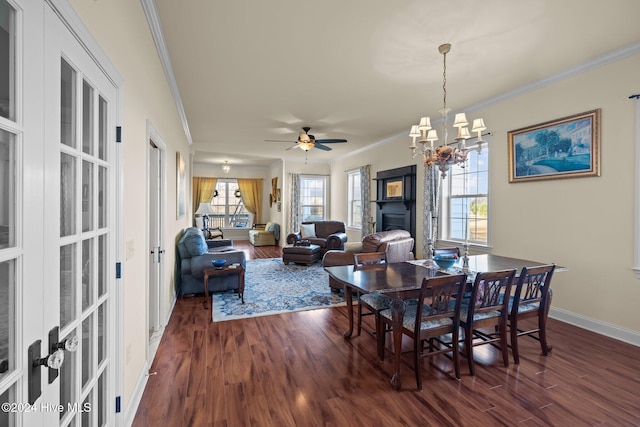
[[47, 327, 77, 384]]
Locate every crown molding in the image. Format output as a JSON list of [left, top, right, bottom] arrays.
[[141, 0, 193, 145]]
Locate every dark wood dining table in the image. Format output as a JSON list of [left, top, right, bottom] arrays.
[[324, 254, 562, 390]]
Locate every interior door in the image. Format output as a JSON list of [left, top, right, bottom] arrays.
[[148, 140, 162, 342], [40, 3, 117, 426]]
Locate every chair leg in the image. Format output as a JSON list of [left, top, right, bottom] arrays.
[[379, 320, 387, 361], [414, 338, 422, 390], [510, 317, 520, 364], [375, 313, 384, 360], [464, 326, 475, 376], [499, 322, 509, 367], [357, 295, 363, 336], [452, 328, 461, 380], [539, 314, 550, 356]]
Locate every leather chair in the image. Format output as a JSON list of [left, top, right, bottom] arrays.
[[322, 230, 415, 292], [286, 220, 348, 255]]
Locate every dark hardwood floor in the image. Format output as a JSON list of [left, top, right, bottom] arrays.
[[133, 241, 640, 426]]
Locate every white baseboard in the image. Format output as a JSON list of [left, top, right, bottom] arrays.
[[549, 307, 640, 347], [123, 294, 177, 426], [123, 361, 150, 426]]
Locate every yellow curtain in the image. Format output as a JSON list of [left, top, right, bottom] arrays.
[[192, 177, 217, 215], [237, 178, 262, 224]]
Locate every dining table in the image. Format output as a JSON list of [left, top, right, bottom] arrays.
[[324, 253, 563, 390]]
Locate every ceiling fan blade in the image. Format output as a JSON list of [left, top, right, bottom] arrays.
[[265, 139, 295, 143], [285, 144, 300, 151], [315, 139, 347, 144], [314, 143, 332, 151]]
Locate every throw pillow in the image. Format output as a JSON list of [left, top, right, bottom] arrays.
[[264, 221, 273, 232], [177, 227, 200, 258], [300, 223, 316, 239], [184, 232, 208, 257]]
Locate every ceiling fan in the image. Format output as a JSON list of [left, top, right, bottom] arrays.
[[265, 127, 347, 152]]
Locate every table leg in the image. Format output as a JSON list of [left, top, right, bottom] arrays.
[[390, 296, 407, 390], [239, 269, 245, 304], [203, 272, 210, 309], [343, 285, 354, 339]]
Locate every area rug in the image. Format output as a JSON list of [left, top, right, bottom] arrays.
[[211, 258, 345, 322]]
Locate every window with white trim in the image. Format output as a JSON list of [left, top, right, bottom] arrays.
[[347, 170, 362, 228], [210, 179, 252, 228], [443, 145, 489, 245], [300, 175, 328, 222]]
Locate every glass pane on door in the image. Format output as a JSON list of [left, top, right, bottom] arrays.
[[82, 160, 93, 232], [60, 243, 76, 329], [82, 238, 93, 311], [60, 153, 76, 237], [82, 80, 94, 155], [0, 129, 15, 249], [0, 259, 15, 380], [60, 59, 76, 148], [0, 0, 15, 121], [0, 385, 16, 427]]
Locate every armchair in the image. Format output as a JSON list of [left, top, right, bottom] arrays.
[[286, 220, 347, 254], [249, 222, 280, 246]]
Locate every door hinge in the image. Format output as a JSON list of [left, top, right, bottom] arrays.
[[115, 262, 122, 279], [116, 126, 122, 143], [115, 396, 121, 413]]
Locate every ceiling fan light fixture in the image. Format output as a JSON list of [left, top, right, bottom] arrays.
[[298, 141, 315, 151]]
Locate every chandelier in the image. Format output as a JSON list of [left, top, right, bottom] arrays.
[[222, 160, 231, 174], [409, 43, 488, 178]]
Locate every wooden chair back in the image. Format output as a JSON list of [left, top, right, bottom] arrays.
[[353, 252, 387, 269]]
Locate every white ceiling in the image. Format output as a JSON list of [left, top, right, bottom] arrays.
[[154, 0, 640, 168]]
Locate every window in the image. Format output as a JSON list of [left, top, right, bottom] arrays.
[[299, 175, 328, 222], [347, 170, 362, 228], [443, 145, 489, 245], [210, 179, 252, 228]]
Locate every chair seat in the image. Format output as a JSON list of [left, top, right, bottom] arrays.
[[359, 293, 392, 310], [381, 302, 454, 332], [461, 308, 502, 322], [508, 295, 540, 313]]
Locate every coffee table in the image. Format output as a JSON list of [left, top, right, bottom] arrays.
[[202, 265, 245, 309]]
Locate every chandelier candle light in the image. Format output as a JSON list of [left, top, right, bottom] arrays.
[[409, 43, 488, 179]]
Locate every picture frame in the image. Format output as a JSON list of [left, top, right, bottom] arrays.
[[508, 109, 600, 183], [176, 152, 186, 218], [385, 179, 403, 199]]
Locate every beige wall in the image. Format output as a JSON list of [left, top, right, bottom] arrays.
[[68, 0, 192, 409], [330, 54, 640, 337]]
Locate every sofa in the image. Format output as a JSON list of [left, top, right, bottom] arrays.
[[286, 220, 348, 255], [322, 229, 415, 291], [249, 222, 280, 246], [176, 227, 246, 297]]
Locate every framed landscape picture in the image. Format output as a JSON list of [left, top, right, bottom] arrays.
[[508, 109, 600, 183]]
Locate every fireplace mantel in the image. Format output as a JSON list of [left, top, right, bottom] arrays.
[[373, 165, 416, 243]]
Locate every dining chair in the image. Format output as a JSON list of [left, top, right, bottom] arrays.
[[433, 247, 461, 258], [354, 252, 391, 357], [460, 269, 516, 376], [379, 274, 467, 390], [508, 264, 556, 364]]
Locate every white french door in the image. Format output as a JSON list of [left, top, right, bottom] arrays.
[[0, 1, 119, 426]]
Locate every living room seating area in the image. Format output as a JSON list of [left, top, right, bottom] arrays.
[[177, 227, 246, 296]]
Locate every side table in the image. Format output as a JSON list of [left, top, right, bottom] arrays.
[[202, 265, 245, 309]]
